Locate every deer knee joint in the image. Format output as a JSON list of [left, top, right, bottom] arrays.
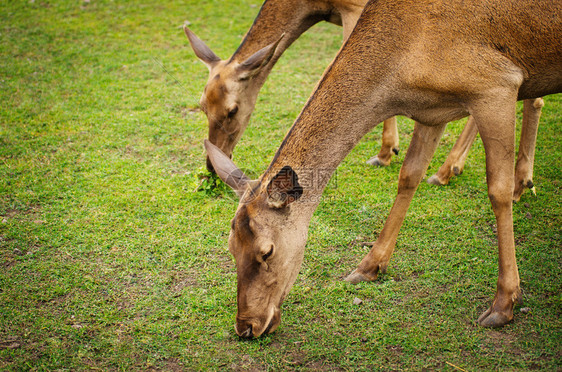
[[398, 173, 420, 192], [488, 192, 512, 210]]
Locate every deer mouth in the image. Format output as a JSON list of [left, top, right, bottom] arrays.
[[235, 306, 280, 338], [235, 323, 253, 338]]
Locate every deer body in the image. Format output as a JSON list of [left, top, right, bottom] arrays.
[[207, 0, 561, 338], [187, 0, 544, 198]]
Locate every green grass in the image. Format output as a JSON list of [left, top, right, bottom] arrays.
[[1, 0, 560, 370]]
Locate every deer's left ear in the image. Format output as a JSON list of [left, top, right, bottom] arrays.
[[266, 165, 303, 208], [236, 33, 284, 80], [184, 27, 221, 71], [204, 140, 251, 197]]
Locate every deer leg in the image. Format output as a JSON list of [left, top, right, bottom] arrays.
[[471, 97, 521, 328], [513, 98, 543, 202], [347, 122, 446, 283], [427, 116, 479, 186], [366, 117, 400, 167]]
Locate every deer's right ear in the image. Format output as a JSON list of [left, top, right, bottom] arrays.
[[184, 27, 221, 70], [236, 33, 284, 80], [266, 165, 303, 209], [204, 140, 251, 197]]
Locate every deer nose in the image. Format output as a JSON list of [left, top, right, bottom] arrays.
[[205, 156, 215, 173]]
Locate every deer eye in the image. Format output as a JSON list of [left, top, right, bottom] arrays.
[[227, 106, 238, 118], [262, 245, 274, 262]]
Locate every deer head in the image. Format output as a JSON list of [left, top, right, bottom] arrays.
[[186, 28, 283, 172], [205, 140, 313, 338]]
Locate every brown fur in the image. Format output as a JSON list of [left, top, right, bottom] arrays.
[[187, 0, 543, 198], [206, 0, 561, 337]]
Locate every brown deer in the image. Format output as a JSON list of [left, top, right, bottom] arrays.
[[186, 0, 543, 199], [206, 0, 561, 338]]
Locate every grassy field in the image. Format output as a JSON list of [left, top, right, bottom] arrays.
[[1, 0, 560, 370]]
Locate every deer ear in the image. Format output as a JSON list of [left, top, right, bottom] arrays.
[[236, 33, 284, 79], [184, 27, 221, 70], [204, 140, 250, 197], [266, 165, 303, 208]]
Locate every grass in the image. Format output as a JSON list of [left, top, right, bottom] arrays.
[[0, 0, 560, 370]]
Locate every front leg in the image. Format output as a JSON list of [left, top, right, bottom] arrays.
[[366, 117, 400, 167], [471, 93, 521, 328], [347, 122, 446, 283]]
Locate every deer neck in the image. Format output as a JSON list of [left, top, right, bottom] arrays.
[[262, 2, 415, 200], [231, 0, 336, 84], [264, 65, 398, 201]]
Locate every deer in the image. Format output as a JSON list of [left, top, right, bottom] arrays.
[[204, 0, 562, 338], [185, 0, 543, 200]]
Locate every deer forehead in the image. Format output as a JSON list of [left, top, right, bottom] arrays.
[[203, 76, 226, 104], [232, 199, 282, 238], [203, 76, 244, 112]]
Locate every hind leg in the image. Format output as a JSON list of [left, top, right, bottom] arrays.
[[366, 117, 400, 167], [513, 98, 543, 202], [427, 116, 478, 185]]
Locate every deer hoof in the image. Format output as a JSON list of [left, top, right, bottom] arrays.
[[426, 174, 447, 186], [345, 270, 374, 284], [477, 307, 513, 328], [366, 156, 390, 167]]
